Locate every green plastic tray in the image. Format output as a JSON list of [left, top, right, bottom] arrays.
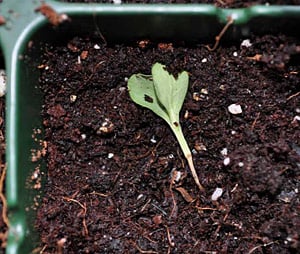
[[0, 1, 299, 253]]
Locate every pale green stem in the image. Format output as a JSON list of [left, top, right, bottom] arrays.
[[169, 122, 205, 192]]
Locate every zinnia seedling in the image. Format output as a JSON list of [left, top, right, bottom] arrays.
[[128, 62, 204, 191]]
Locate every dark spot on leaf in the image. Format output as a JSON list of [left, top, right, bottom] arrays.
[[173, 122, 179, 127], [144, 94, 153, 103]]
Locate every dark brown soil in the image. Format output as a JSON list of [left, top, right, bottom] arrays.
[[34, 33, 300, 253], [60, 0, 300, 7]]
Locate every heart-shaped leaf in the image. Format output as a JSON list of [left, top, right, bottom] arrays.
[[128, 63, 204, 191]]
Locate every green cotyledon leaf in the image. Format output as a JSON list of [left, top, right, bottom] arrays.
[[127, 63, 204, 192], [151, 63, 189, 121], [127, 73, 169, 123]]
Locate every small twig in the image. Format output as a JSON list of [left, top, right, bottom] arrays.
[[247, 54, 262, 61], [84, 60, 106, 86], [278, 167, 289, 175], [132, 137, 164, 160], [63, 196, 87, 211], [169, 170, 178, 218], [31, 244, 48, 254], [89, 191, 109, 197], [213, 208, 230, 237], [0, 166, 9, 227], [131, 240, 158, 254], [247, 241, 277, 254], [195, 206, 217, 211], [140, 198, 152, 213], [151, 203, 168, 216], [93, 13, 107, 45], [167, 246, 171, 254], [177, 148, 185, 169], [288, 71, 298, 75], [230, 183, 239, 193], [165, 225, 175, 247], [63, 197, 89, 236], [40, 244, 47, 253], [251, 112, 260, 131], [206, 16, 234, 51], [287, 91, 300, 101]]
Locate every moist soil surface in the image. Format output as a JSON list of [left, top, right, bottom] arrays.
[[34, 33, 300, 254]]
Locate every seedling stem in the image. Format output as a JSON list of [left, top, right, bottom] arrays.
[[128, 63, 204, 191]]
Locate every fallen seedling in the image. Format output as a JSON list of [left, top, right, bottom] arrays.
[[128, 63, 204, 191]]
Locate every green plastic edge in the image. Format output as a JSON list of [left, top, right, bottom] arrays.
[[0, 0, 299, 253]]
